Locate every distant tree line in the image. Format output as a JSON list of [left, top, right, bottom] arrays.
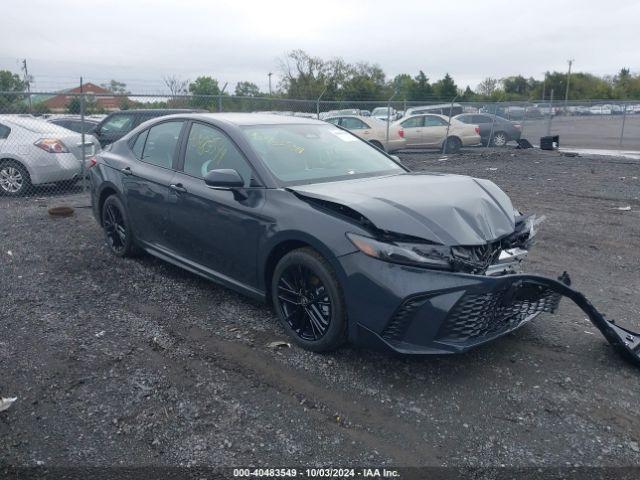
[[1, 50, 640, 115]]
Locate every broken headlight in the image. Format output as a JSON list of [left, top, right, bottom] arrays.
[[347, 232, 452, 270]]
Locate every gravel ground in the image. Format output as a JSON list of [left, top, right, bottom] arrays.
[[1, 147, 639, 469]]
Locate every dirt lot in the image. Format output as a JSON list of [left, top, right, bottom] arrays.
[[1, 147, 639, 469]]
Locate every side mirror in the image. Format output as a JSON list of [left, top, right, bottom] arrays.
[[204, 169, 244, 189]]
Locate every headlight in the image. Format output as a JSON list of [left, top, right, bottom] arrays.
[[347, 232, 452, 270]]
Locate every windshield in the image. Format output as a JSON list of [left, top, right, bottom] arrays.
[[372, 107, 393, 115], [242, 124, 405, 185]]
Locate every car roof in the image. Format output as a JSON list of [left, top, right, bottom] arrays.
[[107, 109, 199, 115], [167, 112, 327, 126]]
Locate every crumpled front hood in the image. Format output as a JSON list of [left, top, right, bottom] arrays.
[[289, 172, 517, 245]]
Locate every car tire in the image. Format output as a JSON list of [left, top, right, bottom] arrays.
[[491, 131, 508, 147], [272, 247, 347, 352], [442, 136, 461, 154], [0, 160, 31, 196], [101, 195, 138, 257], [369, 140, 385, 152]]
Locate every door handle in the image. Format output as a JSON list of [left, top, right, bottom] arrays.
[[121, 167, 133, 175], [169, 183, 187, 193]]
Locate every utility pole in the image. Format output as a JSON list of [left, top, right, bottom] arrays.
[[564, 59, 574, 114], [268, 72, 273, 96], [21, 59, 32, 112]]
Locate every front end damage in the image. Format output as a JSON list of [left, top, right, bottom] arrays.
[[338, 209, 639, 367], [290, 176, 639, 368]]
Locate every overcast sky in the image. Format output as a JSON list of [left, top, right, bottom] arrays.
[[1, 0, 639, 94]]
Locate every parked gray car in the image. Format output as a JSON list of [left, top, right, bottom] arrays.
[[0, 115, 100, 195], [454, 113, 522, 147]]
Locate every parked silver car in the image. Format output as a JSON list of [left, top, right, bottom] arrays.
[[0, 115, 100, 195]]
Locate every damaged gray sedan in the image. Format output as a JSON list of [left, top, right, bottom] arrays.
[[89, 113, 639, 367]]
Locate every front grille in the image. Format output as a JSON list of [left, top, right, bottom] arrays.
[[451, 242, 502, 274], [437, 286, 562, 342]]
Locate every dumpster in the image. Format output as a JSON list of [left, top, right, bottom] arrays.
[[540, 135, 559, 150]]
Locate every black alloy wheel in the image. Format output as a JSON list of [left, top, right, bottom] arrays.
[[101, 195, 137, 257], [272, 248, 347, 351]]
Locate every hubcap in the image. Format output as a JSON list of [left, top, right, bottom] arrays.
[[0, 166, 23, 193], [494, 133, 507, 146], [277, 264, 332, 341], [103, 204, 127, 253]]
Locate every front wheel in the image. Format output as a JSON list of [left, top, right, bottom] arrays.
[[101, 195, 138, 257], [272, 248, 347, 352], [490, 131, 508, 147]]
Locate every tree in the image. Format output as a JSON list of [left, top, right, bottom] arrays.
[[100, 79, 129, 94], [408, 71, 432, 100], [392, 74, 416, 101], [235, 81, 261, 97], [0, 70, 27, 110], [67, 97, 81, 114], [477, 77, 499, 97], [432, 73, 458, 99], [278, 49, 332, 99], [162, 75, 189, 106], [188, 76, 220, 110]]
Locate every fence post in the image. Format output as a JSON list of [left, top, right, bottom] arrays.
[[218, 82, 228, 112], [385, 90, 397, 147], [619, 102, 628, 147], [546, 89, 554, 136], [316, 86, 327, 119], [486, 101, 498, 149], [442, 95, 458, 154], [80, 78, 86, 193]]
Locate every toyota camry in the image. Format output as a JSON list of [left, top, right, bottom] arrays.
[[88, 113, 639, 367]]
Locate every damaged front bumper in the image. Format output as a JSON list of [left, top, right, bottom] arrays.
[[339, 252, 640, 368]]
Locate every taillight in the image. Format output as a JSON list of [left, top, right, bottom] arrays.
[[398, 129, 404, 138], [475, 126, 480, 135], [87, 156, 98, 168], [35, 138, 69, 153], [514, 124, 522, 130]]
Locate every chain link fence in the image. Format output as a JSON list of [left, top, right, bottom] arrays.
[[1, 90, 639, 199]]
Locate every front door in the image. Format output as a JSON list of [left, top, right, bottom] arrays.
[[166, 121, 266, 289], [422, 115, 449, 147]]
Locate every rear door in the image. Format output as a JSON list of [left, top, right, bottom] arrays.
[[422, 115, 449, 147], [399, 115, 425, 146], [122, 120, 184, 248]]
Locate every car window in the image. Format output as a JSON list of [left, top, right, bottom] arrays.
[[424, 116, 448, 127], [100, 114, 134, 134], [340, 117, 368, 130], [242, 124, 404, 185], [140, 121, 183, 169], [183, 123, 252, 185], [325, 118, 340, 125], [131, 130, 149, 159], [473, 115, 491, 124], [401, 116, 424, 128], [456, 115, 471, 124], [0, 123, 10, 139]]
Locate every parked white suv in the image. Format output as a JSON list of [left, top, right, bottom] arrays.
[[0, 115, 100, 196]]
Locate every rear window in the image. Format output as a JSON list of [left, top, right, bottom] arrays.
[[0, 123, 11, 139]]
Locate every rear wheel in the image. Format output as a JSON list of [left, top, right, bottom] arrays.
[[0, 160, 31, 196], [442, 136, 461, 154], [272, 248, 347, 352], [490, 131, 508, 147], [101, 195, 138, 257]]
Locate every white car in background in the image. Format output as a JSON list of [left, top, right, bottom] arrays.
[[324, 115, 406, 152], [0, 115, 100, 196], [392, 113, 480, 153]]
